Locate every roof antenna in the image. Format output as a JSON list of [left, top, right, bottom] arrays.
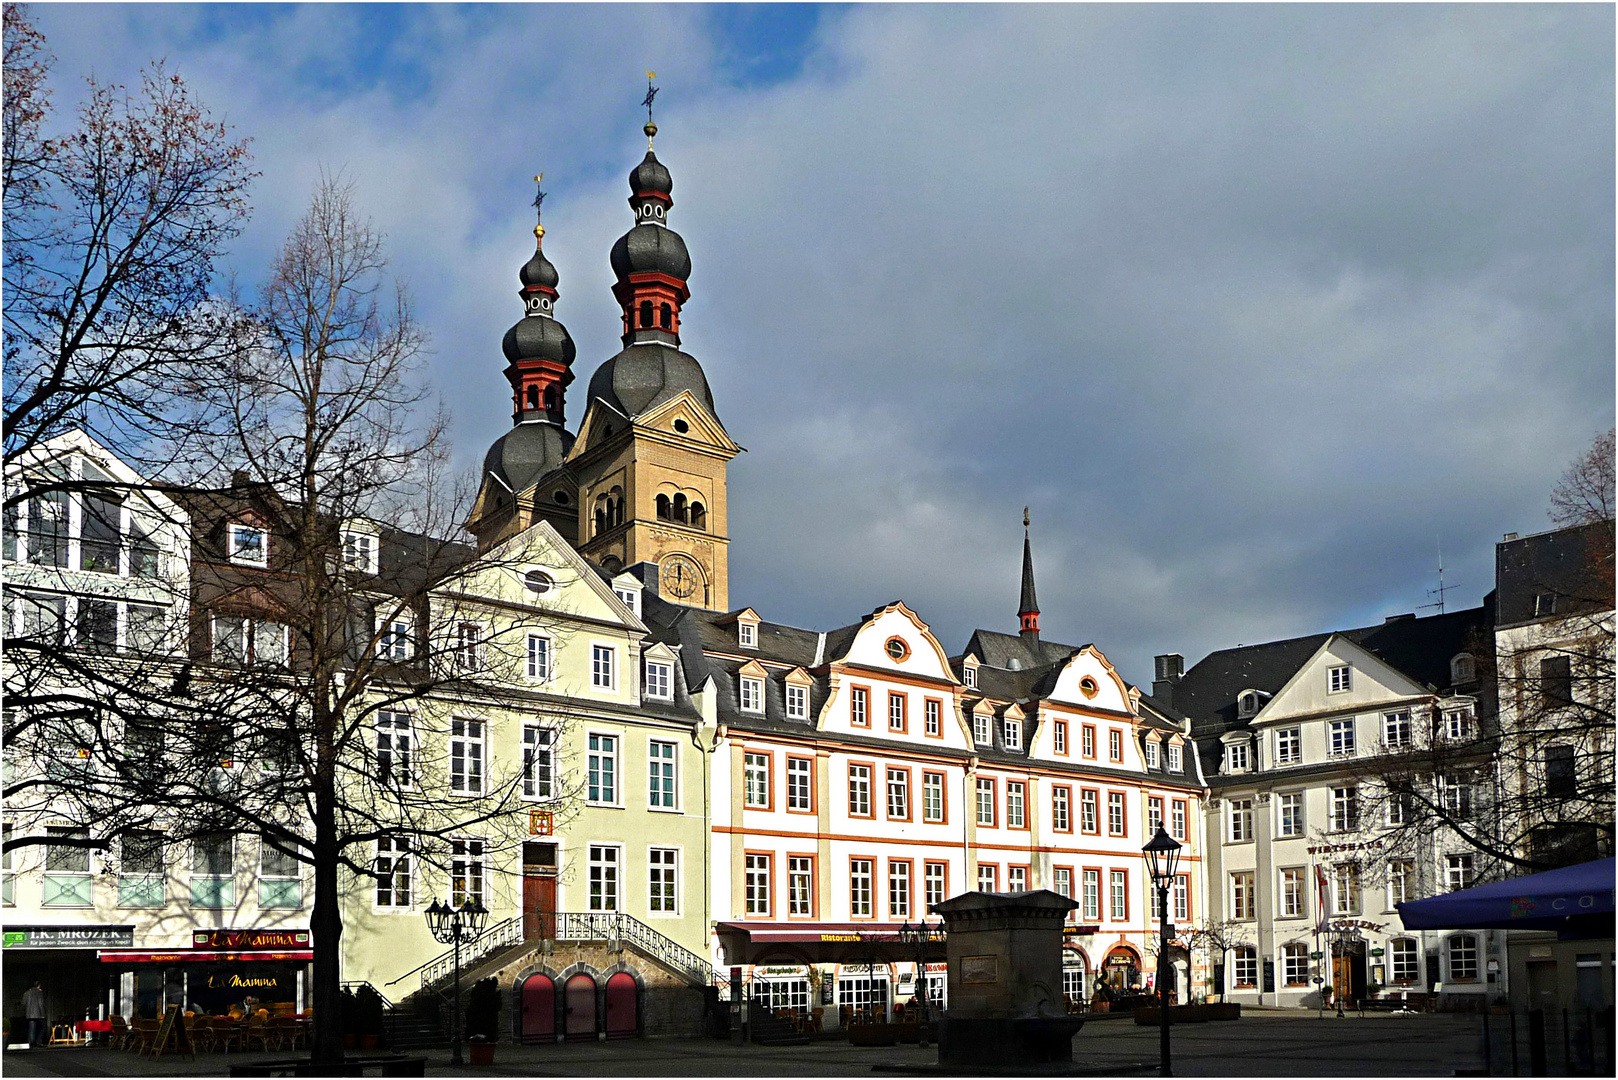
[[1418, 537, 1451, 615]]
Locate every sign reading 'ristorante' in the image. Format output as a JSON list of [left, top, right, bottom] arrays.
[[193, 929, 310, 950]]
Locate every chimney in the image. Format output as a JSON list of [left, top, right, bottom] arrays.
[[231, 469, 251, 489], [1503, 532, 1519, 541], [1384, 613, 1416, 624], [1153, 653, 1184, 705]]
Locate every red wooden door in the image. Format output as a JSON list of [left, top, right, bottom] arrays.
[[564, 974, 596, 1039], [523, 874, 556, 940], [604, 973, 637, 1039], [519, 975, 555, 1042]]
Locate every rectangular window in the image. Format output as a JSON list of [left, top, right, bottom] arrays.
[[889, 692, 907, 732], [1082, 869, 1100, 921], [925, 861, 947, 910], [786, 683, 808, 719], [739, 621, 757, 648], [1544, 745, 1577, 797], [1080, 789, 1099, 834], [1387, 781, 1413, 826], [1388, 860, 1414, 907], [925, 698, 941, 737], [1229, 798, 1254, 842], [848, 764, 872, 817], [1283, 944, 1309, 986], [1082, 725, 1096, 758], [1109, 870, 1128, 921], [850, 686, 869, 726], [1234, 948, 1259, 988], [788, 855, 814, 916], [1109, 729, 1123, 762], [1004, 718, 1021, 751], [375, 710, 413, 788], [1441, 773, 1473, 817], [117, 831, 164, 908], [1171, 800, 1187, 841], [1052, 787, 1071, 832], [1145, 741, 1158, 768], [526, 634, 552, 681], [1053, 867, 1072, 902], [1006, 781, 1026, 828], [342, 530, 375, 572], [1330, 785, 1358, 831], [227, 523, 267, 566], [1391, 939, 1420, 983], [922, 771, 945, 822], [451, 838, 484, 908], [523, 724, 554, 800], [1276, 727, 1301, 763], [1280, 867, 1305, 919], [1007, 865, 1027, 892], [1166, 744, 1182, 772], [1443, 708, 1474, 740], [378, 612, 413, 661], [1541, 655, 1573, 707], [259, 837, 301, 908], [1382, 711, 1410, 750], [1174, 874, 1189, 922], [1332, 862, 1361, 914], [645, 660, 673, 700], [976, 778, 997, 827], [1449, 935, 1479, 981], [649, 740, 678, 809], [850, 859, 873, 917], [1231, 871, 1255, 920], [787, 757, 814, 811], [1147, 796, 1163, 833], [964, 664, 978, 689], [978, 864, 998, 891], [889, 860, 911, 918], [190, 833, 234, 908], [740, 676, 764, 713], [589, 845, 620, 911], [588, 733, 619, 804], [745, 853, 772, 916], [1278, 792, 1304, 837], [1329, 719, 1356, 756], [127, 603, 167, 656], [1445, 854, 1475, 892], [649, 848, 679, 913], [1107, 791, 1126, 836], [592, 644, 616, 689], [1054, 720, 1067, 755], [1225, 741, 1250, 771], [375, 835, 410, 908], [744, 752, 771, 808], [1328, 665, 1351, 693], [887, 768, 910, 820], [450, 718, 485, 795], [973, 712, 990, 746], [451, 622, 482, 671]]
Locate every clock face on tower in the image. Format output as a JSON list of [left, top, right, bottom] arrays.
[[660, 553, 703, 601]]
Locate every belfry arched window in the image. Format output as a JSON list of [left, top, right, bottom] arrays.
[[659, 303, 672, 330], [671, 493, 687, 524], [640, 300, 654, 329], [526, 385, 540, 410], [656, 494, 672, 521], [689, 501, 706, 530]]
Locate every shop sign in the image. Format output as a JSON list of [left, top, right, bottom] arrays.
[[924, 962, 947, 973], [206, 972, 284, 991], [759, 966, 804, 975], [4, 926, 136, 949], [193, 929, 310, 950], [1328, 919, 1385, 933], [819, 933, 859, 942]]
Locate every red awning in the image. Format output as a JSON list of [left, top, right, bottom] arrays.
[[98, 950, 314, 963], [715, 922, 919, 943]]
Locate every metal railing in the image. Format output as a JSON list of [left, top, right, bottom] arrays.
[[339, 980, 397, 1010], [416, 915, 525, 992], [556, 911, 714, 987]]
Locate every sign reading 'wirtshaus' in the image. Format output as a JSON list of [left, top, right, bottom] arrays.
[[192, 929, 310, 950]]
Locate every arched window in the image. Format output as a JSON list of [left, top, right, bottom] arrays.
[[526, 385, 540, 410], [594, 505, 607, 538], [688, 501, 706, 530], [1450, 654, 1475, 685], [544, 385, 559, 413], [609, 487, 625, 527], [659, 303, 672, 330], [655, 494, 672, 521], [672, 493, 687, 523], [640, 300, 654, 329]]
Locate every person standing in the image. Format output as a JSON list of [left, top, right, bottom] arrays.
[[22, 980, 47, 1047]]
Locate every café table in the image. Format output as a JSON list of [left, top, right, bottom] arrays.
[[75, 1019, 114, 1047]]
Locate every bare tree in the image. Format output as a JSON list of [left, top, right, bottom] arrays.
[[1550, 428, 1615, 528]]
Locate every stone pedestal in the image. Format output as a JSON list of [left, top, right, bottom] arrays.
[[932, 890, 1084, 1071]]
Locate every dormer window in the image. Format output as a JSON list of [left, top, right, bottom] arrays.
[[1327, 665, 1352, 694], [1003, 718, 1022, 751], [786, 683, 808, 720], [342, 531, 375, 573], [1450, 654, 1476, 685], [739, 676, 764, 714], [1144, 740, 1159, 768], [228, 524, 266, 567], [972, 711, 991, 746], [614, 586, 640, 618], [963, 663, 978, 690], [738, 620, 757, 648], [1225, 741, 1250, 772], [1166, 744, 1182, 772], [1237, 691, 1262, 719], [644, 660, 673, 700]]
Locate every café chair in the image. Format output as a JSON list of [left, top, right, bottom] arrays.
[[108, 1015, 130, 1050]]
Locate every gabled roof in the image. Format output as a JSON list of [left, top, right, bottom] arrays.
[[962, 628, 1081, 673]]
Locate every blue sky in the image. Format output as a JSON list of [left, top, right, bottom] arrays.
[[25, 3, 1615, 685]]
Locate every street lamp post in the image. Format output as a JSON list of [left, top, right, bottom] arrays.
[[1143, 826, 1183, 1078], [898, 919, 945, 1049], [425, 897, 489, 1066]]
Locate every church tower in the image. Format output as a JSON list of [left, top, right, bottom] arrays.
[[466, 188, 581, 551], [568, 115, 740, 609]]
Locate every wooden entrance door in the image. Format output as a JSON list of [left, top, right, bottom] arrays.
[[523, 842, 557, 940], [519, 975, 555, 1042], [604, 973, 637, 1039], [564, 974, 596, 1039]]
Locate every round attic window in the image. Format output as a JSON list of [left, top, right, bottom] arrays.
[[885, 637, 910, 662], [1078, 675, 1099, 699], [553, 490, 570, 505], [673, 418, 690, 434], [524, 569, 556, 595]]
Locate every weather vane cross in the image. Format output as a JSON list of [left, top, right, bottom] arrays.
[[531, 173, 546, 214], [642, 71, 659, 119]]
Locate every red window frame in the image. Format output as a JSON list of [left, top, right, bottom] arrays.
[[1081, 866, 1102, 921], [977, 862, 999, 891], [885, 764, 913, 822], [1107, 790, 1127, 836], [1109, 867, 1130, 922], [849, 684, 871, 727], [921, 770, 948, 824], [888, 691, 908, 733], [1079, 787, 1100, 835], [1082, 724, 1097, 759], [743, 748, 775, 812], [923, 860, 949, 911], [975, 776, 998, 828], [847, 760, 876, 819], [1053, 719, 1069, 756], [786, 852, 817, 919], [849, 855, 876, 919], [1171, 798, 1189, 841], [744, 849, 774, 918], [1109, 728, 1123, 762], [785, 755, 816, 814], [887, 857, 915, 919], [1006, 862, 1031, 892], [1051, 785, 1073, 833], [924, 697, 944, 738], [1005, 780, 1029, 830]]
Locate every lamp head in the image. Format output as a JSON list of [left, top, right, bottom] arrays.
[[425, 898, 448, 937], [1142, 825, 1183, 884], [464, 897, 490, 935]]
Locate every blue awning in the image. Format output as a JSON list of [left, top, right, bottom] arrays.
[[1396, 857, 1615, 933]]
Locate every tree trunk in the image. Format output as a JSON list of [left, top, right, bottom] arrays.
[[310, 691, 344, 1066]]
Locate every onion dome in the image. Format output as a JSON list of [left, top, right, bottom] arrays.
[[587, 341, 715, 419], [502, 312, 575, 367], [482, 421, 575, 495], [630, 150, 673, 201], [609, 224, 691, 281], [518, 246, 560, 290]]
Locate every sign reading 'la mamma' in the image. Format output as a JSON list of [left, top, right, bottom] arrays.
[[193, 929, 310, 950]]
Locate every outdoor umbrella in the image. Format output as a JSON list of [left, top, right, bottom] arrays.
[[1396, 857, 1615, 936]]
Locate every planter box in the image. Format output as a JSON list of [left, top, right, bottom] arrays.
[[848, 1023, 898, 1046], [469, 1042, 495, 1066], [1207, 1003, 1241, 1021], [1134, 1005, 1210, 1026]]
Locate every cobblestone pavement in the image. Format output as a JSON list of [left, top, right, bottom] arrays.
[[2, 1011, 1485, 1077]]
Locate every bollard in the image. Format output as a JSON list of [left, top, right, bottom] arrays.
[[1528, 1009, 1546, 1077]]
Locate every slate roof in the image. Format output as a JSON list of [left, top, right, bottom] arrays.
[[961, 628, 1081, 673], [1495, 519, 1615, 629]]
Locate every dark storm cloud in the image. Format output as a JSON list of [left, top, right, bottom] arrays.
[[31, 4, 1613, 683]]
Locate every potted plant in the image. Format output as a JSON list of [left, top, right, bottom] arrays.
[[465, 978, 501, 1065], [355, 984, 386, 1051]]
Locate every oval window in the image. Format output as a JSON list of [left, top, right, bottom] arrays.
[[553, 490, 570, 506], [524, 570, 556, 595], [885, 637, 910, 662], [673, 418, 690, 434], [1078, 675, 1099, 699]]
